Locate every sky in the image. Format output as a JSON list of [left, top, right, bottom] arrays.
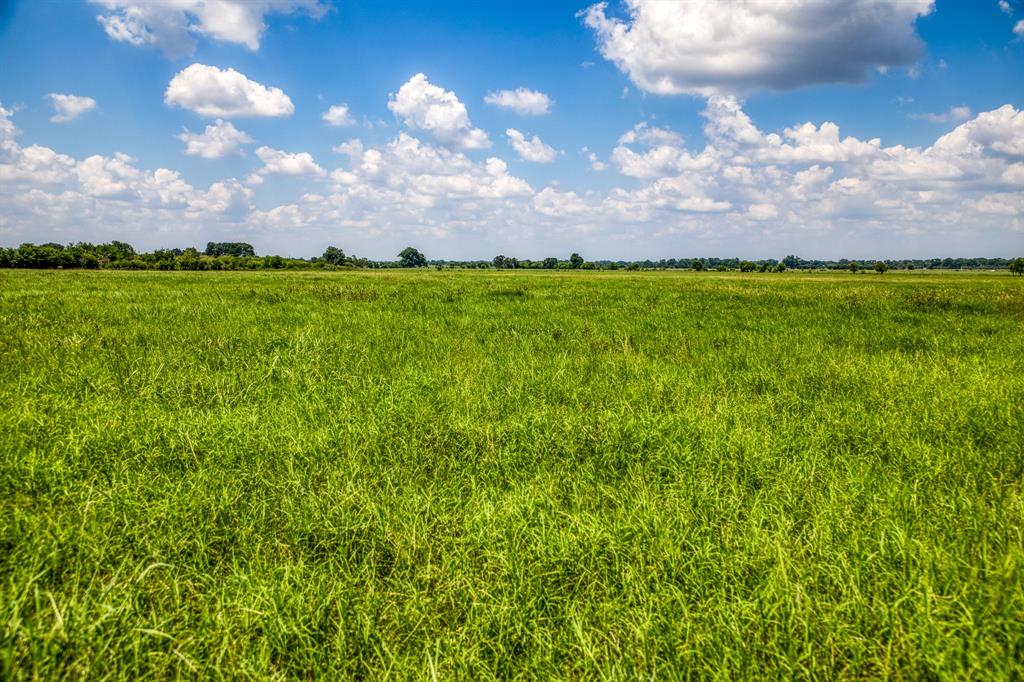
[[0, 0, 1022, 261]]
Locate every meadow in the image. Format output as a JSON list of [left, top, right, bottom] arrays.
[[1, 269, 1022, 679]]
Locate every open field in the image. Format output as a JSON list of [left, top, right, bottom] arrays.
[[1, 269, 1023, 679]]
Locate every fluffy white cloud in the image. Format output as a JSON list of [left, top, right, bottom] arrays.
[[322, 104, 353, 126], [178, 119, 253, 159], [0, 103, 255, 244], [484, 88, 552, 115], [582, 146, 608, 171], [91, 0, 328, 56], [932, 104, 1024, 157], [583, 0, 934, 95], [533, 188, 592, 217], [332, 133, 531, 200], [388, 74, 490, 149], [2, 95, 1022, 257], [908, 106, 973, 124], [1015, 20, 1024, 37], [255, 146, 325, 176], [47, 94, 97, 123], [506, 129, 557, 163], [165, 64, 294, 118]]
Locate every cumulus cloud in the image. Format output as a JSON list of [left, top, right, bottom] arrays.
[[2, 95, 1023, 257], [1000, 0, 1013, 15], [91, 0, 329, 56], [484, 88, 552, 115], [47, 94, 97, 123], [165, 64, 294, 118], [533, 188, 592, 217], [582, 146, 608, 171], [255, 146, 325, 176], [506, 129, 557, 163], [582, 0, 934, 95], [322, 104, 353, 126], [1015, 20, 1024, 37], [178, 119, 253, 159], [908, 106, 973, 124], [387, 74, 490, 149], [0, 102, 254, 243]]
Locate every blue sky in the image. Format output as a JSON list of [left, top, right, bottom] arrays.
[[0, 0, 1022, 260]]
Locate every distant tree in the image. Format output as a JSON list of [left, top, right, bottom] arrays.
[[542, 257, 558, 269], [739, 261, 756, 272], [398, 247, 427, 268], [205, 242, 255, 258], [874, 261, 890, 274], [581, 261, 597, 270], [774, 262, 787, 273], [569, 253, 584, 269], [758, 263, 770, 273], [848, 262, 860, 273], [691, 259, 705, 271], [782, 254, 802, 269], [322, 246, 347, 266], [626, 263, 640, 271], [1009, 257, 1024, 275]]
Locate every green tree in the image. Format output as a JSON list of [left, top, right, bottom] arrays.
[[569, 253, 584, 269], [1009, 257, 1024, 275], [691, 259, 705, 271], [739, 261, 756, 272], [542, 257, 558, 269], [848, 262, 860, 273], [206, 242, 255, 258], [398, 247, 427, 268], [874, 261, 890, 274], [322, 246, 347, 266]]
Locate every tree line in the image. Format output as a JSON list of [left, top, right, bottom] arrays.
[[1, 242, 1021, 274]]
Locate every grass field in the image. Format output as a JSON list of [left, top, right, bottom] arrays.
[[1, 269, 1022, 679]]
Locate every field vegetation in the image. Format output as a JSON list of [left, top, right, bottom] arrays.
[[1, 269, 1022, 679]]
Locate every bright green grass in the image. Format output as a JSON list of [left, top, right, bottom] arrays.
[[1, 269, 1022, 679]]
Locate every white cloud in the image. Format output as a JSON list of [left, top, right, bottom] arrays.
[[178, 119, 253, 159], [387, 73, 490, 149], [484, 88, 552, 115], [908, 106, 973, 124], [322, 104, 353, 126], [1015, 20, 1024, 37], [47, 94, 97, 123], [506, 129, 557, 163], [618, 122, 683, 147], [748, 203, 779, 220], [582, 146, 608, 171], [1000, 0, 1013, 15], [533, 188, 592, 217], [91, 0, 329, 56], [165, 64, 294, 118], [255, 146, 325, 176], [331, 133, 532, 200], [932, 104, 1024, 156], [582, 0, 934, 95], [2, 96, 1022, 257]]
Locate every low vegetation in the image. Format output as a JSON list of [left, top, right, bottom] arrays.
[[1, 241, 1020, 273], [2, 269, 1022, 679]]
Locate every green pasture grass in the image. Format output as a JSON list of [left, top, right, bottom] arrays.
[[1, 269, 1022, 679]]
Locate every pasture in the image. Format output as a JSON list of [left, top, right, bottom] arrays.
[[1, 269, 1022, 679]]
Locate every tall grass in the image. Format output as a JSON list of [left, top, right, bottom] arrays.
[[1, 269, 1022, 679]]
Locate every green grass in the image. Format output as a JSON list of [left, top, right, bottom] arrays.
[[1, 269, 1022, 679]]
